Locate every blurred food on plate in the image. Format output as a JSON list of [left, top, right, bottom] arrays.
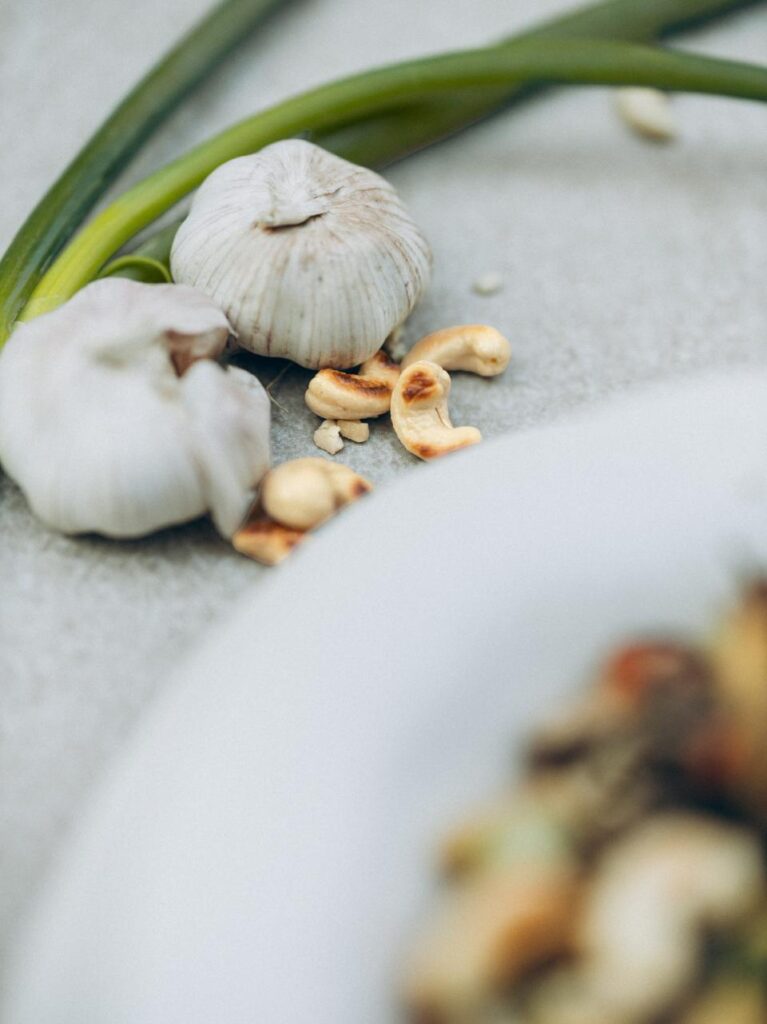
[[405, 580, 767, 1023]]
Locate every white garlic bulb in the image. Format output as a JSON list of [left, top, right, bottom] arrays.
[[0, 278, 270, 538], [170, 139, 432, 369]]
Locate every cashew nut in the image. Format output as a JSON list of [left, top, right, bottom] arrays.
[[338, 419, 369, 443], [305, 348, 401, 420], [615, 87, 675, 141], [305, 370, 392, 420], [313, 419, 344, 455], [261, 457, 372, 531], [401, 325, 511, 377], [391, 360, 482, 460], [232, 514, 305, 566], [359, 348, 401, 387]]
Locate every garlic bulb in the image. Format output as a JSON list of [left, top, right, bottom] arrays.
[[170, 139, 432, 369], [0, 278, 270, 538]]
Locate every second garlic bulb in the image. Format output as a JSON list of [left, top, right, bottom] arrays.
[[0, 279, 270, 539], [170, 140, 432, 369]]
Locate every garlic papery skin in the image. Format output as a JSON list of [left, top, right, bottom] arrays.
[[0, 278, 270, 539], [170, 139, 432, 370]]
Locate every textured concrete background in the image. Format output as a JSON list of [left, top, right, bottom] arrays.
[[1, 0, 766, 964]]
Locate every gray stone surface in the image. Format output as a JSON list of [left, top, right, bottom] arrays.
[[1, 0, 766, 965]]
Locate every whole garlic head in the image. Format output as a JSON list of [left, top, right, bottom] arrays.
[[170, 139, 432, 369], [0, 278, 270, 538]]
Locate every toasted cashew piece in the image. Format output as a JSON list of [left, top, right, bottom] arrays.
[[391, 361, 482, 460], [305, 370, 392, 419], [402, 325, 510, 377], [338, 419, 369, 443], [232, 514, 305, 566], [359, 348, 401, 387], [261, 457, 372, 531], [313, 419, 344, 455], [615, 87, 675, 141], [305, 349, 401, 420]]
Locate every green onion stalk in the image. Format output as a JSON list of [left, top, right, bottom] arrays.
[[1, 0, 765, 343], [0, 0, 294, 343]]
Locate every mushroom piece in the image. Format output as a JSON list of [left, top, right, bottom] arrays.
[[579, 814, 765, 1020]]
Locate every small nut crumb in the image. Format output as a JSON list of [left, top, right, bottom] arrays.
[[313, 419, 344, 455], [232, 513, 306, 566], [472, 272, 503, 296], [338, 419, 370, 443], [615, 87, 676, 142]]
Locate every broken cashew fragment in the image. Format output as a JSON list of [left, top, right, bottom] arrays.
[[402, 324, 511, 377], [313, 419, 344, 455], [391, 361, 482, 460], [232, 514, 305, 566], [338, 420, 369, 443], [261, 457, 372, 531], [615, 87, 676, 141]]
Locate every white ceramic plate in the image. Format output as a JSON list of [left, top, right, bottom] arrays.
[[6, 369, 767, 1024]]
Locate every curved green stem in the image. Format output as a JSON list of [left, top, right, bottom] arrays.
[[2, 0, 761, 339], [314, 0, 766, 168], [0, 0, 294, 340], [98, 254, 173, 284], [521, 0, 762, 40], [23, 38, 767, 319]]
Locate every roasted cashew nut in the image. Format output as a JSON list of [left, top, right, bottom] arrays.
[[305, 370, 392, 420], [359, 349, 401, 387], [261, 457, 372, 531], [305, 349, 401, 420], [391, 361, 482, 460], [232, 514, 306, 566], [401, 325, 511, 377]]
